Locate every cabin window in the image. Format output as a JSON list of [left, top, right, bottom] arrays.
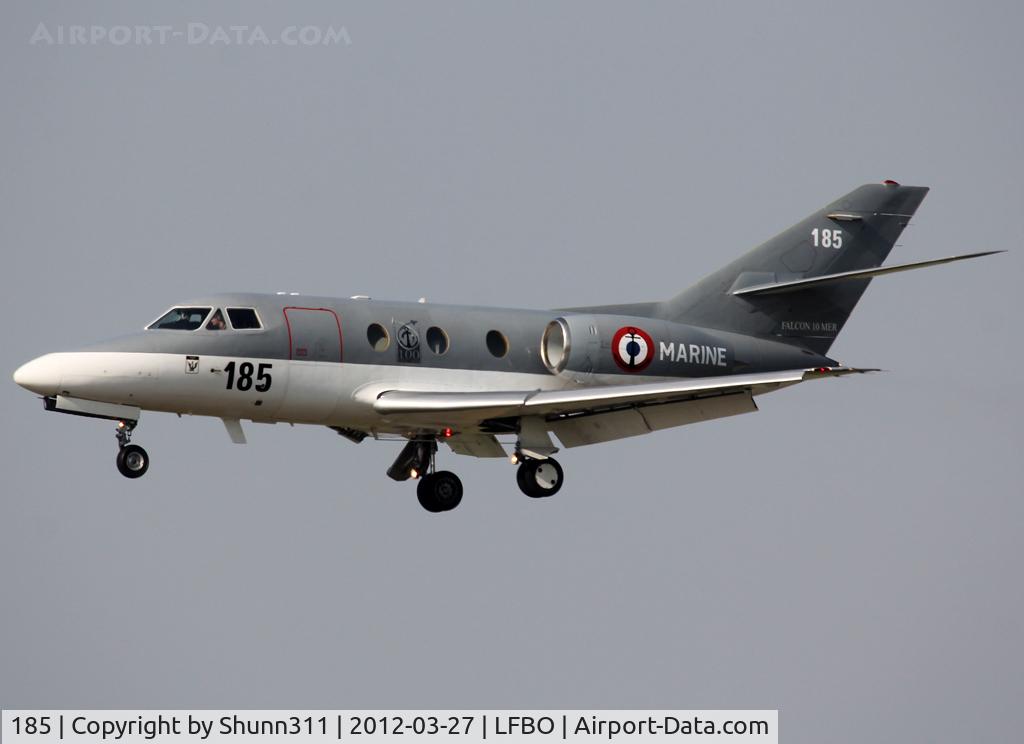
[[227, 307, 262, 330], [206, 309, 227, 330], [367, 323, 390, 352], [486, 330, 509, 358], [426, 326, 449, 355], [148, 307, 212, 331]]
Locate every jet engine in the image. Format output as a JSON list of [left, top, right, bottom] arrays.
[[540, 315, 601, 377]]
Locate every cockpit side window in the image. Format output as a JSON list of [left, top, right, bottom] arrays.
[[206, 309, 227, 331], [227, 308, 262, 330], [148, 307, 212, 331]]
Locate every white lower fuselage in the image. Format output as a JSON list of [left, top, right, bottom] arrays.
[[13, 351, 583, 432]]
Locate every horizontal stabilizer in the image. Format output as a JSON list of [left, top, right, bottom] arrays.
[[732, 251, 1003, 297]]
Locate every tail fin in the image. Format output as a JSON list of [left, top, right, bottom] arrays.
[[661, 182, 929, 354]]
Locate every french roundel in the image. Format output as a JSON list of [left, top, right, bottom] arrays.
[[612, 326, 654, 372]]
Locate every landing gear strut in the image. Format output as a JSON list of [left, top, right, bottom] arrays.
[[114, 420, 149, 479], [516, 457, 564, 498]]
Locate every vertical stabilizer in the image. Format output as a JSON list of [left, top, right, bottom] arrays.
[[660, 182, 929, 354]]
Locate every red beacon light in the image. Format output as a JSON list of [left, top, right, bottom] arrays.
[[442, 427, 453, 438]]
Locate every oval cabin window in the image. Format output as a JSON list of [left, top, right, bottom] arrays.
[[426, 326, 449, 355], [486, 330, 509, 358], [367, 323, 390, 352]]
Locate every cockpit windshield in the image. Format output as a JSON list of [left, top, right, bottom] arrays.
[[148, 307, 212, 331], [227, 308, 262, 329]]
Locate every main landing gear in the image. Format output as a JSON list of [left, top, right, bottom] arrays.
[[114, 420, 149, 479], [387, 439, 464, 513], [417, 471, 463, 513], [388, 436, 565, 513], [515, 456, 564, 499]]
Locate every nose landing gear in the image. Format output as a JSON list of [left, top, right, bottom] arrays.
[[114, 420, 149, 479]]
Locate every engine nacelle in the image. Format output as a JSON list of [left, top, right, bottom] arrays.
[[539, 311, 832, 379], [540, 315, 601, 377]]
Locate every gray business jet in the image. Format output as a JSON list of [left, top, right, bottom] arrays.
[[13, 182, 998, 512]]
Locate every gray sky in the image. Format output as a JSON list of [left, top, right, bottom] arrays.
[[1, 2, 1021, 742]]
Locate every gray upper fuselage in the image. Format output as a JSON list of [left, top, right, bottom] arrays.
[[82, 292, 836, 381]]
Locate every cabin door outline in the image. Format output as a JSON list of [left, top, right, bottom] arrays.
[[283, 307, 343, 362]]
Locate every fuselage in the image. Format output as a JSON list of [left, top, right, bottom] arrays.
[[13, 292, 834, 435]]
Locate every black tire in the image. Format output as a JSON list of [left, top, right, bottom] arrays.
[[416, 471, 463, 512], [116, 444, 149, 479], [516, 461, 531, 493], [516, 458, 563, 498], [417, 474, 443, 513]]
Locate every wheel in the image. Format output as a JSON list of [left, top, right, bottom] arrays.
[[416, 471, 463, 512], [116, 444, 149, 479], [516, 458, 563, 498]]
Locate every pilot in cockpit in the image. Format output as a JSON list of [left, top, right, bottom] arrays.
[[206, 309, 226, 330]]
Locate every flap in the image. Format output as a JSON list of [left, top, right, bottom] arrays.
[[446, 433, 507, 458]]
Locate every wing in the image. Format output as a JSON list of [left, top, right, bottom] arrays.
[[363, 366, 872, 454]]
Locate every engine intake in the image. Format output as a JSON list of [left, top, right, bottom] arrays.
[[540, 316, 599, 377], [541, 318, 570, 373]]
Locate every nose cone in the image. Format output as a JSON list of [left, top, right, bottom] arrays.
[[13, 354, 63, 396]]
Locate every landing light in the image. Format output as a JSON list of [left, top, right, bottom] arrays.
[[409, 468, 420, 479], [509, 453, 520, 465]]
